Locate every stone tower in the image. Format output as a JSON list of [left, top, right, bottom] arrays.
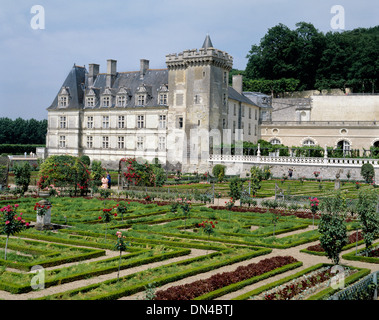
[[165, 35, 233, 171]]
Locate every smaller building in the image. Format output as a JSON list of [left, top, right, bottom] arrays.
[[261, 95, 379, 156]]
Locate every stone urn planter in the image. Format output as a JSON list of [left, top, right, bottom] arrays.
[[35, 198, 53, 231]]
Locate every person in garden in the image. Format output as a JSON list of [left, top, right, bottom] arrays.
[[101, 176, 108, 189], [106, 171, 111, 189]]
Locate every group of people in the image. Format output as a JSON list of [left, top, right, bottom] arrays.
[[101, 172, 112, 189]]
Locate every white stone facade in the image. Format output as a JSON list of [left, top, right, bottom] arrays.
[[46, 36, 260, 171]]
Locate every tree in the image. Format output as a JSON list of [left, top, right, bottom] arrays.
[[361, 163, 375, 184], [250, 166, 263, 196], [91, 160, 105, 188], [228, 177, 243, 200], [13, 162, 31, 195], [319, 192, 348, 265], [246, 23, 299, 81], [212, 164, 226, 182], [356, 187, 379, 254], [1, 204, 29, 260]]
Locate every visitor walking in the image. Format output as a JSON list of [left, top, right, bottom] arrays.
[[101, 176, 108, 189], [107, 172, 111, 189]]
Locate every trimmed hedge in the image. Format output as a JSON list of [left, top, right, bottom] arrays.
[[0, 144, 44, 155], [39, 249, 271, 300], [232, 263, 370, 301], [0, 248, 190, 294], [194, 261, 303, 300]]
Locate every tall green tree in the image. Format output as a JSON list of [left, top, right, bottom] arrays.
[[319, 192, 348, 265], [356, 187, 379, 254]]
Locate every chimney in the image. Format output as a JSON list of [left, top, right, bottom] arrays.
[[232, 74, 243, 94], [106, 59, 117, 87], [140, 59, 149, 79], [88, 63, 100, 87]]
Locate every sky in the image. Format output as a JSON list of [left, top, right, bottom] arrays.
[[0, 0, 378, 120]]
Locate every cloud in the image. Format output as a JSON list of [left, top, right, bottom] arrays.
[[0, 0, 377, 120]]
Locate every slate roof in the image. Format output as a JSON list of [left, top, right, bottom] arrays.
[[202, 34, 214, 49], [47, 65, 87, 110], [228, 87, 259, 107], [47, 65, 169, 110]]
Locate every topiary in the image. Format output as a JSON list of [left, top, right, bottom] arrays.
[[361, 163, 375, 184]]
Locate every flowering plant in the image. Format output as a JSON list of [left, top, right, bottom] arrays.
[[1, 204, 29, 260], [34, 202, 51, 217], [199, 220, 217, 238], [355, 181, 360, 189], [114, 231, 129, 280], [98, 207, 116, 223], [114, 202, 128, 221], [313, 171, 320, 178], [309, 197, 319, 214], [225, 198, 235, 210]]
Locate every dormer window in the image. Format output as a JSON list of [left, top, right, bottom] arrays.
[[159, 93, 167, 105], [101, 87, 113, 107], [85, 88, 97, 107], [158, 84, 168, 106], [102, 96, 111, 107], [137, 95, 145, 106], [59, 96, 68, 107], [116, 87, 129, 107], [135, 84, 151, 106], [117, 95, 127, 107], [58, 87, 70, 108]]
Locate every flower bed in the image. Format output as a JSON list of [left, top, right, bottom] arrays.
[[233, 263, 368, 301], [343, 242, 379, 264], [259, 266, 339, 300], [209, 205, 318, 219], [305, 231, 364, 253], [154, 256, 298, 300]]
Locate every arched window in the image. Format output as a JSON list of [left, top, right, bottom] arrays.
[[337, 140, 350, 155], [303, 139, 315, 147], [270, 138, 281, 145]]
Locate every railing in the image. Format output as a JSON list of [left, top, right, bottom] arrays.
[[209, 154, 379, 167], [262, 120, 379, 126], [328, 271, 378, 300]]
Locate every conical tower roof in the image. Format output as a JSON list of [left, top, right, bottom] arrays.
[[202, 34, 213, 49]]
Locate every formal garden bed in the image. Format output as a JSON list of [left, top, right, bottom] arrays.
[[0, 156, 378, 300], [233, 263, 370, 300]]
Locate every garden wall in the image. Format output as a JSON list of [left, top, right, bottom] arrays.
[[210, 155, 379, 182]]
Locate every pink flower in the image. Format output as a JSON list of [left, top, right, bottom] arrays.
[[5, 220, 10, 225], [14, 204, 19, 208], [25, 223, 30, 227], [17, 217, 22, 221]]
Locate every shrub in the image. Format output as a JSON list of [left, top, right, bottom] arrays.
[[120, 158, 165, 187], [228, 177, 243, 200], [13, 162, 31, 194], [318, 211, 347, 265], [356, 187, 379, 253], [361, 163, 374, 184], [38, 155, 90, 195], [212, 164, 226, 182], [91, 160, 105, 188]]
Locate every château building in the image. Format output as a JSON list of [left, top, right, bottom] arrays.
[[46, 35, 261, 171]]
